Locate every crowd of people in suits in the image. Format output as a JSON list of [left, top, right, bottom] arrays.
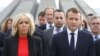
[[0, 7, 100, 56]]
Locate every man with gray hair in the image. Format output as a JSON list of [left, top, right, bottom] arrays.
[[89, 16, 100, 41]]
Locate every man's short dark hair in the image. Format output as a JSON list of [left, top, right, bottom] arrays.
[[66, 8, 81, 18], [38, 11, 45, 17], [53, 9, 64, 17]]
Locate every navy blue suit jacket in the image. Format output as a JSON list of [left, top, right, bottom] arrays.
[[48, 30, 95, 56]]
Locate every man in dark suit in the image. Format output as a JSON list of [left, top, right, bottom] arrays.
[[38, 7, 54, 30], [89, 16, 100, 41], [93, 16, 100, 56], [43, 9, 66, 56], [38, 11, 46, 26], [48, 8, 95, 56]]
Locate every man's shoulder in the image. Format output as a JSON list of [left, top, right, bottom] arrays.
[[79, 30, 92, 36], [44, 27, 53, 32], [32, 36, 41, 41], [39, 24, 46, 28], [34, 28, 43, 37], [38, 24, 46, 30], [79, 30, 93, 41], [53, 31, 66, 38]]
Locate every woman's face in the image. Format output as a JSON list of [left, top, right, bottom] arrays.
[[17, 15, 30, 35], [7, 20, 12, 30]]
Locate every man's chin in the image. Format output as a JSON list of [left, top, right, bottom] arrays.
[[70, 28, 77, 31], [56, 25, 63, 28]]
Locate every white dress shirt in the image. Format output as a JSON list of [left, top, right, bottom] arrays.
[[46, 23, 54, 30], [67, 28, 78, 49]]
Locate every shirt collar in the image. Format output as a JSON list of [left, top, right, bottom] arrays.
[[92, 34, 100, 37], [67, 28, 78, 35], [54, 25, 64, 31], [46, 23, 54, 29], [47, 23, 54, 27]]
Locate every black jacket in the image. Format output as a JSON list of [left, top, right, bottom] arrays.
[[0, 32, 6, 56], [3, 34, 42, 56]]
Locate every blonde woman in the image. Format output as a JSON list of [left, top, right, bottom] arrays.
[[3, 13, 42, 56]]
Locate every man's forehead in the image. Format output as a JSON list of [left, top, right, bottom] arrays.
[[68, 11, 80, 15]]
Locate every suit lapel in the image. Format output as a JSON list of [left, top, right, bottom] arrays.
[[11, 36, 18, 56], [49, 27, 54, 39], [75, 30, 83, 54], [47, 27, 54, 45], [62, 30, 70, 49], [46, 27, 54, 40], [28, 36, 35, 56]]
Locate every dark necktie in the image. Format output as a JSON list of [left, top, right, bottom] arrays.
[[95, 35, 98, 40], [49, 24, 52, 27], [56, 28, 60, 33], [70, 32, 75, 56]]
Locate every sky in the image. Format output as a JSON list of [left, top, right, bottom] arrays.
[[0, 0, 100, 15], [0, 0, 13, 12], [83, 0, 100, 15]]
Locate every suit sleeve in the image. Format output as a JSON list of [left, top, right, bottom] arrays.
[[48, 35, 57, 56], [88, 35, 96, 56]]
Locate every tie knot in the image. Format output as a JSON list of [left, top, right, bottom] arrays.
[[70, 33, 74, 36], [95, 35, 98, 40], [49, 25, 52, 27], [56, 28, 60, 32]]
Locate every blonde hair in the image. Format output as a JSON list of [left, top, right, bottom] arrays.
[[1, 17, 13, 32], [11, 13, 35, 36], [81, 15, 88, 29]]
